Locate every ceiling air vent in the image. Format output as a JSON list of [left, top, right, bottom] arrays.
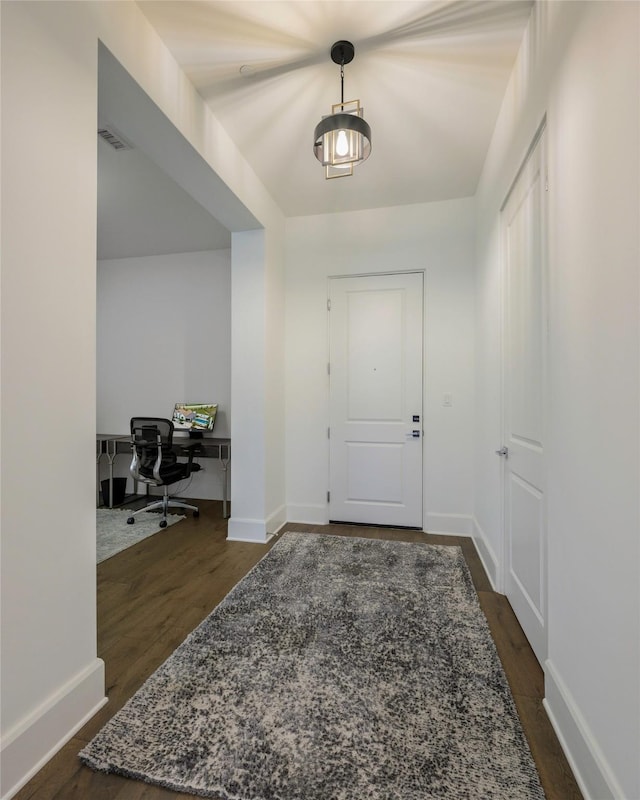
[[98, 126, 132, 151]]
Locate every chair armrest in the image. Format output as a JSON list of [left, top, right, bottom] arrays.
[[177, 441, 201, 477]]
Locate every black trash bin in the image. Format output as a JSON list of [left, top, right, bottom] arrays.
[[101, 477, 127, 507]]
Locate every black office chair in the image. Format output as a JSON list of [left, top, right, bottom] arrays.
[[126, 417, 199, 528]]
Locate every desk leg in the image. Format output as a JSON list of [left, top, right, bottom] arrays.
[[96, 443, 102, 506], [220, 448, 230, 519], [106, 441, 118, 508]]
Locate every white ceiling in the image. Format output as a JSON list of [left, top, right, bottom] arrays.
[[98, 0, 533, 260], [136, 0, 533, 217], [97, 136, 231, 260]]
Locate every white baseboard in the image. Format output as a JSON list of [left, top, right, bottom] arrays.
[[266, 505, 287, 536], [1, 658, 106, 800], [286, 503, 329, 526], [424, 512, 472, 537], [544, 659, 621, 800], [226, 517, 272, 543], [471, 515, 499, 590]]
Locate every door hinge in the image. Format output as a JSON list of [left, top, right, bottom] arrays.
[[327, 427, 330, 439], [327, 298, 331, 311], [327, 490, 330, 502], [327, 362, 330, 375]]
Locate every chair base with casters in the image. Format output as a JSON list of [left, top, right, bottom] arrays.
[[126, 417, 201, 528], [126, 489, 200, 528]]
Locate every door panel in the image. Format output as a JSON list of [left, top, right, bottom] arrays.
[[347, 290, 404, 420], [501, 127, 547, 664], [329, 273, 423, 527], [346, 442, 404, 503], [510, 475, 543, 616]]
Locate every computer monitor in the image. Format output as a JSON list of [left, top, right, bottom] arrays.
[[172, 403, 218, 437]]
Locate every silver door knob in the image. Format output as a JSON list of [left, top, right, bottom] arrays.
[[495, 447, 509, 457]]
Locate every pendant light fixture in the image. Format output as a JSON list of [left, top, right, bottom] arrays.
[[313, 40, 371, 179]]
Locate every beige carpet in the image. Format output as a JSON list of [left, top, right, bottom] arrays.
[[96, 508, 185, 563]]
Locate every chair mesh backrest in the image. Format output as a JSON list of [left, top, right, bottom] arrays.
[[130, 417, 176, 479]]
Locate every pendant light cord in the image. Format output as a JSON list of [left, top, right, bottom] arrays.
[[340, 59, 344, 110]]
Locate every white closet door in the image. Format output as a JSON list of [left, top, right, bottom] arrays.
[[501, 128, 548, 664]]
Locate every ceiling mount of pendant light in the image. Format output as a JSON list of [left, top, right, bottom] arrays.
[[313, 40, 371, 179]]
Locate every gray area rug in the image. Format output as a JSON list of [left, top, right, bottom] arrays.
[[97, 508, 185, 563], [81, 532, 545, 799]]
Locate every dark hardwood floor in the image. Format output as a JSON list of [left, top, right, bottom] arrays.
[[14, 501, 582, 799]]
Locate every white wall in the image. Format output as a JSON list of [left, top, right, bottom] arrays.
[[474, 2, 639, 798], [97, 250, 231, 500], [1, 5, 106, 798], [285, 199, 475, 533], [265, 228, 287, 534], [228, 230, 267, 541], [0, 2, 285, 797]]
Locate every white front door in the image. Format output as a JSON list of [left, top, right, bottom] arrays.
[[501, 127, 548, 664], [328, 273, 423, 528]]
